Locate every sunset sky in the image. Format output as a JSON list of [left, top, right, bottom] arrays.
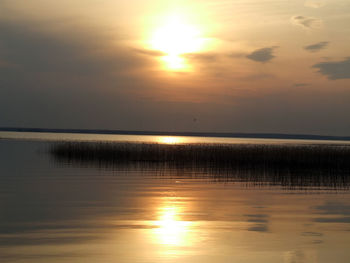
[[1, 0, 350, 135]]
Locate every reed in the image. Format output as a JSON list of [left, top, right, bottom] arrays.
[[50, 142, 350, 188]]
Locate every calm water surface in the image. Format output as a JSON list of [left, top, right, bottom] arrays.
[[1, 133, 350, 263], [2, 131, 350, 145]]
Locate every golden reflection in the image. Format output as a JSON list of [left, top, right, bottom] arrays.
[[158, 136, 183, 144], [153, 206, 191, 246], [150, 14, 204, 71]]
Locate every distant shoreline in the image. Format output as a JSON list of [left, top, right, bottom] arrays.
[[1, 127, 350, 142]]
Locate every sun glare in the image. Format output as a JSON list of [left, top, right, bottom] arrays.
[[161, 54, 186, 70], [150, 15, 204, 71], [153, 206, 191, 246], [158, 136, 182, 144]]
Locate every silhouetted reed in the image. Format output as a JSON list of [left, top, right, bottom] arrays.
[[50, 142, 350, 189]]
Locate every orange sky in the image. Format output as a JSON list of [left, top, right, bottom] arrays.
[[0, 0, 350, 135]]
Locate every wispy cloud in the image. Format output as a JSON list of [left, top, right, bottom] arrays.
[[246, 47, 278, 63], [133, 49, 165, 57], [304, 41, 329, 52], [183, 52, 220, 63], [291, 16, 322, 29], [313, 57, 350, 80]]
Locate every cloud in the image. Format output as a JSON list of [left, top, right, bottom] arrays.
[[246, 47, 277, 63], [304, 41, 329, 52], [183, 52, 220, 63], [313, 57, 350, 80], [291, 16, 322, 29], [133, 48, 165, 57], [304, 0, 326, 8]]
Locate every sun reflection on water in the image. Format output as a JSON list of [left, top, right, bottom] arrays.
[[147, 195, 197, 253], [153, 206, 191, 246], [158, 136, 183, 144]]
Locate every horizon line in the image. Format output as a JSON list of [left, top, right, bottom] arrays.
[[1, 127, 350, 141]]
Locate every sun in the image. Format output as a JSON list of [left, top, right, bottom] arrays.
[[150, 15, 204, 71], [151, 15, 202, 55]]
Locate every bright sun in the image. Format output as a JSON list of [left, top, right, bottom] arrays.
[[150, 15, 204, 71]]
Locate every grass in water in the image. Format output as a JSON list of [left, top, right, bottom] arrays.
[[50, 142, 350, 189]]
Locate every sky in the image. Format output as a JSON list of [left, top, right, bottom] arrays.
[[0, 0, 350, 135]]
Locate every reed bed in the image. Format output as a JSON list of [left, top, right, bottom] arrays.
[[50, 142, 350, 189]]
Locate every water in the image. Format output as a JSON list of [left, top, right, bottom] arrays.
[[2, 131, 350, 145], [1, 133, 350, 263]]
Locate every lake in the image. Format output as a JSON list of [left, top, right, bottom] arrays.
[[1, 132, 350, 263]]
